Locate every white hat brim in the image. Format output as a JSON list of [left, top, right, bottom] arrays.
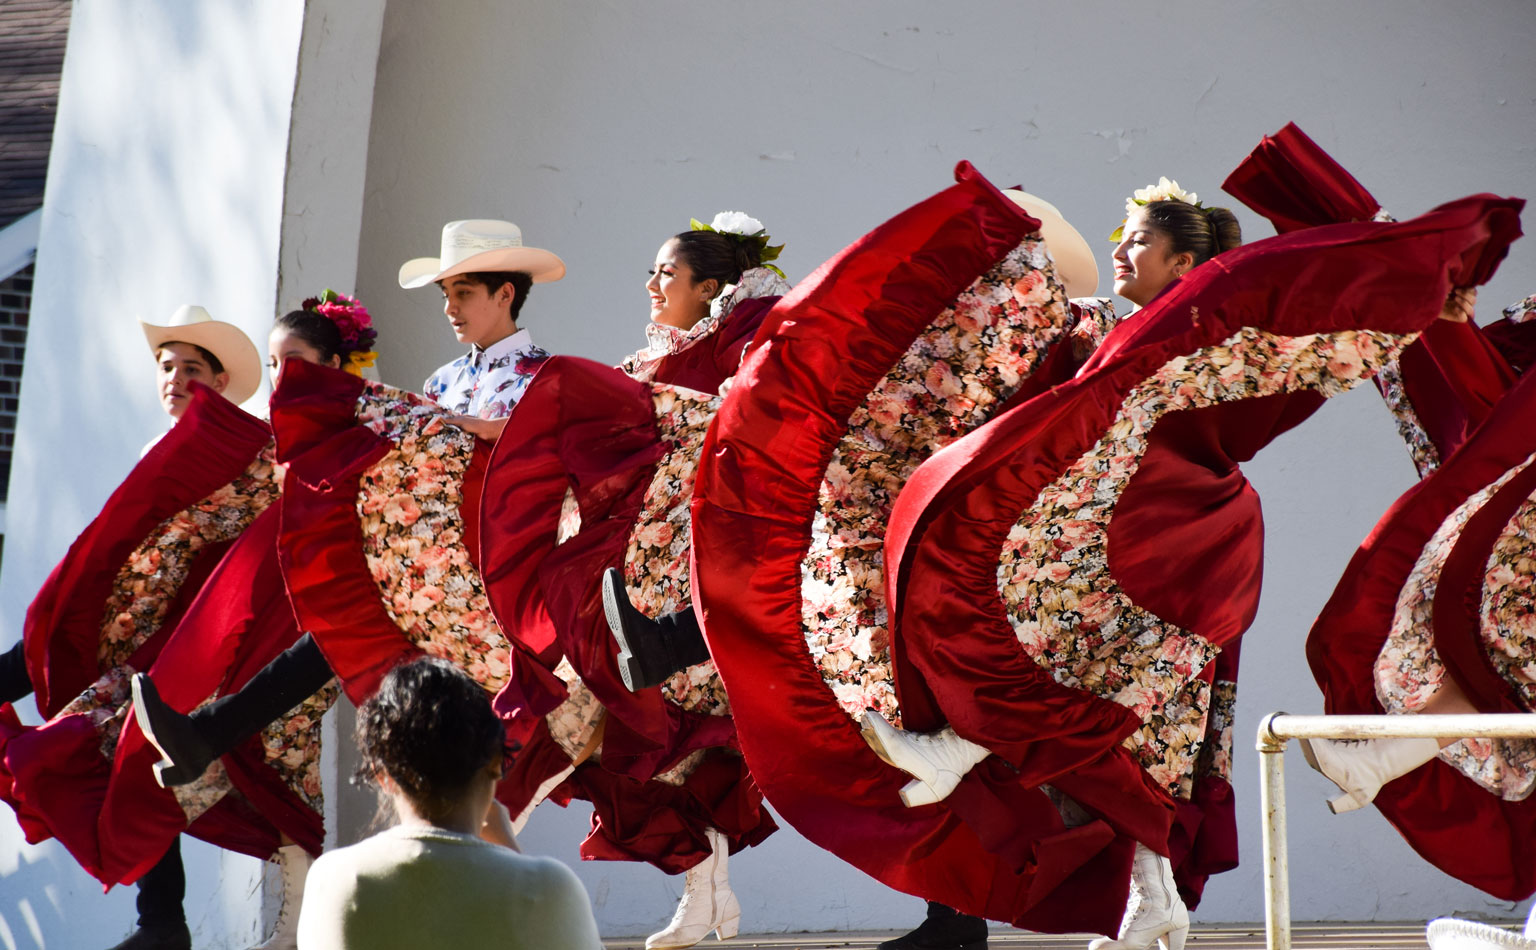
[[1003, 191, 1099, 300], [398, 246, 566, 289], [141, 319, 263, 406]]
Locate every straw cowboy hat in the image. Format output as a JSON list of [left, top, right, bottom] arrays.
[[398, 219, 566, 289], [140, 305, 262, 405], [1002, 191, 1100, 299]]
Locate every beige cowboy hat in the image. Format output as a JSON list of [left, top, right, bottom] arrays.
[[1002, 191, 1099, 299], [140, 305, 262, 405], [398, 219, 566, 289]]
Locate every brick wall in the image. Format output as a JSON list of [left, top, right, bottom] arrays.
[[0, 262, 31, 505]]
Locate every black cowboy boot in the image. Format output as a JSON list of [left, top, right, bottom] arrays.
[[105, 843, 191, 950], [877, 902, 989, 950], [601, 568, 712, 691], [0, 641, 32, 705], [132, 633, 334, 787]]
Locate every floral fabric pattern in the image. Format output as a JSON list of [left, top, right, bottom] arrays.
[[1373, 357, 1440, 477], [1001, 327, 1408, 797], [423, 328, 550, 421], [1377, 452, 1536, 800], [615, 385, 733, 717], [804, 238, 1079, 725], [356, 382, 512, 695], [1194, 676, 1237, 787], [1067, 297, 1121, 366], [98, 451, 279, 670], [50, 451, 295, 822], [257, 681, 339, 810], [546, 659, 604, 760]]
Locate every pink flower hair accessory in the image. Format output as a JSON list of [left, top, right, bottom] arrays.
[[302, 289, 379, 375]]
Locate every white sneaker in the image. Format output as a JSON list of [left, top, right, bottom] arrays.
[[251, 844, 311, 950], [1087, 843, 1189, 950], [859, 712, 991, 807], [646, 828, 740, 948], [1299, 735, 1440, 813]]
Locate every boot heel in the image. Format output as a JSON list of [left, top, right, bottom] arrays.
[[1327, 791, 1364, 814], [715, 914, 740, 941], [715, 888, 741, 940], [1165, 920, 1190, 950]]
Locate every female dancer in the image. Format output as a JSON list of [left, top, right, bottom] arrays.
[[1223, 125, 1536, 902], [479, 211, 788, 949], [0, 295, 375, 950], [852, 187, 1516, 950], [0, 305, 265, 950]]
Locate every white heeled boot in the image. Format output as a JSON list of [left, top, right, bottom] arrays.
[[646, 827, 740, 949], [251, 844, 311, 950], [860, 712, 991, 806], [1088, 843, 1189, 950], [1298, 735, 1440, 813]]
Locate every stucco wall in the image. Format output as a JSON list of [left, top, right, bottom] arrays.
[[351, 0, 1536, 936], [0, 1, 335, 947]]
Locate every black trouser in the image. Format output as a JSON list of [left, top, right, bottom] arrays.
[[0, 640, 31, 705], [193, 633, 334, 756], [135, 840, 185, 928]]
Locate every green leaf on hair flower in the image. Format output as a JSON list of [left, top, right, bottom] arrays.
[[689, 218, 713, 233]]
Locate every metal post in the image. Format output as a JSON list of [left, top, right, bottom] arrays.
[[1257, 713, 1290, 950], [1253, 712, 1536, 950]]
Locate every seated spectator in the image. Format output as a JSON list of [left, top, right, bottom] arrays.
[[297, 658, 601, 950]]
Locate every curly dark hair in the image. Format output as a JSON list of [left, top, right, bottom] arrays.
[[354, 657, 504, 822]]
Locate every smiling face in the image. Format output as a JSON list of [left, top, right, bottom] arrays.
[[438, 275, 517, 349], [645, 238, 717, 330], [267, 326, 341, 386], [155, 342, 229, 419], [1112, 207, 1195, 307]]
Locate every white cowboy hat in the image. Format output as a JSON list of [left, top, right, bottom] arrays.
[[398, 219, 566, 289], [1002, 191, 1099, 299], [140, 305, 262, 405]]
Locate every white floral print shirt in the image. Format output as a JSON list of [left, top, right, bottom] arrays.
[[422, 328, 550, 419]]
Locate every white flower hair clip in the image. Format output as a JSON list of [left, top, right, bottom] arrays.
[[689, 211, 786, 279], [1111, 177, 1204, 242]]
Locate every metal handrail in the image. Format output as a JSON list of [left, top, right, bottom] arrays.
[[1255, 712, 1536, 950]]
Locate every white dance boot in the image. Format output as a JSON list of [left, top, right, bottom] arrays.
[[1298, 735, 1440, 813], [250, 844, 310, 950], [860, 712, 991, 807], [646, 827, 741, 949], [1088, 843, 1189, 950]]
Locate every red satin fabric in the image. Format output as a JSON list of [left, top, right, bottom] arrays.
[[1224, 121, 1524, 462], [101, 505, 318, 886], [881, 193, 1522, 922], [0, 389, 318, 886], [18, 385, 271, 716], [647, 296, 777, 393], [691, 162, 1139, 930], [270, 361, 417, 704], [1307, 370, 1536, 899], [480, 352, 773, 867]]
